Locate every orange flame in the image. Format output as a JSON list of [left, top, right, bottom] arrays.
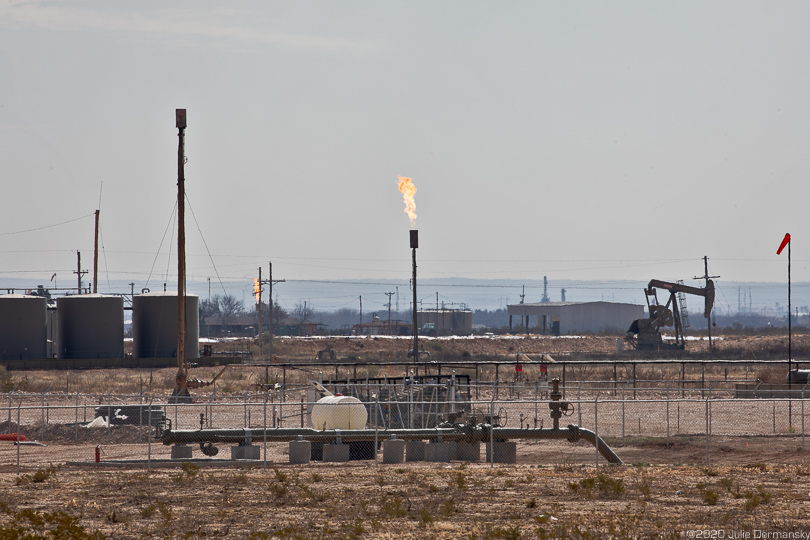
[[397, 176, 417, 227]]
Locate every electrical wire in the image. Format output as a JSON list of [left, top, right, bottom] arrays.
[[0, 213, 95, 236], [144, 202, 177, 290], [185, 192, 229, 298]]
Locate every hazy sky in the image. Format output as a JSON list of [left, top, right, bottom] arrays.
[[2, 1, 809, 296]]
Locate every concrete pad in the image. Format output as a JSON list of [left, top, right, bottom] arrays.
[[405, 440, 425, 462], [455, 441, 481, 462], [231, 445, 260, 460], [289, 439, 311, 464], [171, 444, 192, 459], [485, 441, 517, 464], [323, 443, 350, 462], [382, 439, 406, 464], [425, 442, 451, 462]]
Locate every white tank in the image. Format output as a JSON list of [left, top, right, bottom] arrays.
[[310, 395, 368, 430]]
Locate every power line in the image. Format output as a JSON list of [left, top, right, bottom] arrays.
[[0, 213, 95, 236]]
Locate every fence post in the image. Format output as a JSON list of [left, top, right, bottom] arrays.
[[594, 397, 599, 470], [147, 400, 152, 472], [489, 394, 495, 468], [633, 364, 636, 400], [802, 391, 805, 451], [263, 393, 268, 470], [74, 391, 80, 441], [621, 384, 626, 445], [374, 397, 379, 468], [17, 400, 21, 475], [666, 387, 670, 447], [705, 397, 710, 467]]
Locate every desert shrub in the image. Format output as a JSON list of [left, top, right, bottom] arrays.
[[16, 464, 60, 485], [702, 489, 719, 505], [568, 474, 624, 499], [380, 494, 408, 518], [0, 508, 104, 539]]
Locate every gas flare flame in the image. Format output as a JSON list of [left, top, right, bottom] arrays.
[[397, 176, 417, 227]]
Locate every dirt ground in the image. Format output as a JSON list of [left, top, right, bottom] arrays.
[[269, 332, 810, 363], [2, 455, 810, 538], [2, 427, 810, 537], [3, 333, 810, 538]]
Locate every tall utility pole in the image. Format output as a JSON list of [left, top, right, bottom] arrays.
[[73, 251, 87, 294], [267, 262, 285, 362], [257, 267, 263, 359], [93, 210, 99, 293], [694, 256, 719, 358], [385, 292, 395, 335], [173, 108, 189, 401]]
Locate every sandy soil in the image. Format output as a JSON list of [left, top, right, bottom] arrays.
[[2, 333, 810, 538], [2, 455, 810, 538]]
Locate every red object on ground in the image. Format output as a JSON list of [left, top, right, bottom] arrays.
[[777, 233, 791, 255], [0, 433, 26, 441], [95, 445, 100, 463]]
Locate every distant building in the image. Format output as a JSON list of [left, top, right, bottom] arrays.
[[352, 315, 412, 336], [417, 309, 473, 336], [507, 301, 643, 335], [204, 315, 260, 337], [205, 315, 326, 337], [274, 317, 327, 337]]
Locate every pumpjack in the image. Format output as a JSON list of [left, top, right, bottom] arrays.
[[626, 279, 714, 350]]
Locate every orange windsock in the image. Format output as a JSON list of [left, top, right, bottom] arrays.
[[397, 176, 417, 227]]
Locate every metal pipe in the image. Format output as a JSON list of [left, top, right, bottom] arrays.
[[161, 423, 623, 464]]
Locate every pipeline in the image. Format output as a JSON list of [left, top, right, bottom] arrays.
[[160, 423, 622, 464]]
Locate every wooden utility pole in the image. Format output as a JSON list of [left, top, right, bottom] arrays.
[[173, 108, 189, 401], [694, 256, 719, 358], [385, 292, 395, 334], [257, 267, 263, 358], [73, 251, 87, 294], [93, 210, 99, 293], [267, 262, 285, 362]]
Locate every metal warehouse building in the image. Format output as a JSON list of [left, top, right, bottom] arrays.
[[507, 301, 644, 335]]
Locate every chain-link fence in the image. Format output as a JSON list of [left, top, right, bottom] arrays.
[[2, 378, 808, 472]]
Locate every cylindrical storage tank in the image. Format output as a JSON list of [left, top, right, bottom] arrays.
[[0, 295, 47, 360], [57, 294, 124, 359], [132, 292, 199, 359], [310, 395, 368, 430]]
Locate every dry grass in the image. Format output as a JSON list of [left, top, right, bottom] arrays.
[[1, 333, 805, 397], [1, 462, 808, 538]]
